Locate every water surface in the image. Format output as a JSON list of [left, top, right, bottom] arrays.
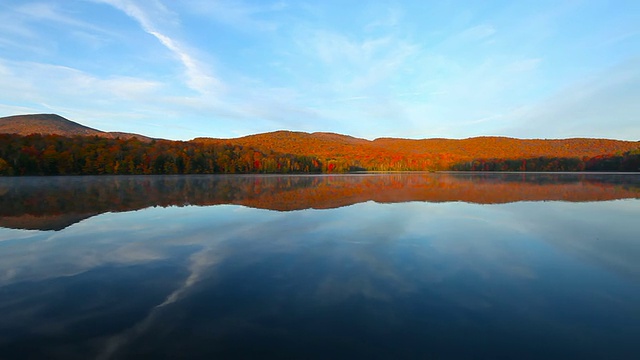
[[0, 173, 639, 359]]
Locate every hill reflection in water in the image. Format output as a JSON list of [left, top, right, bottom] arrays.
[[0, 173, 639, 359], [1, 173, 640, 230]]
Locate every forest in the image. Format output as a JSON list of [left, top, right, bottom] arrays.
[[0, 133, 639, 175], [450, 152, 640, 172], [0, 134, 322, 175]]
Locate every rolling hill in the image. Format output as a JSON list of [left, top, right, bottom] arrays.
[[195, 132, 640, 160], [193, 131, 640, 171], [0, 114, 153, 142], [1, 113, 639, 174]]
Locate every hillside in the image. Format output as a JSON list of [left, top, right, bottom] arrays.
[[372, 136, 639, 159], [0, 114, 153, 142], [194, 131, 640, 171], [194, 130, 386, 164], [1, 113, 639, 174], [196, 132, 640, 160]]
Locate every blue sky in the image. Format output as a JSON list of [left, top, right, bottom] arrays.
[[0, 0, 638, 140]]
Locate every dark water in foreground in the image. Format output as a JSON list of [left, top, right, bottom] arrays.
[[0, 173, 639, 359]]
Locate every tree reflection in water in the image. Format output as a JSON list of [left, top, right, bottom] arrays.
[[1, 173, 639, 230]]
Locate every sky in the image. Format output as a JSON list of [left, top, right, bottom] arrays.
[[0, 0, 639, 141]]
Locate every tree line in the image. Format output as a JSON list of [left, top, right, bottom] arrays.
[[450, 152, 640, 172], [0, 134, 322, 175], [0, 133, 639, 175]]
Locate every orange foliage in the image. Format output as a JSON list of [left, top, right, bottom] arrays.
[[2, 174, 639, 230], [193, 132, 640, 172]]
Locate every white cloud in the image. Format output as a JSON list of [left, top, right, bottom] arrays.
[[506, 58, 542, 73], [0, 60, 160, 99], [365, 7, 403, 32], [12, 2, 119, 38], [0, 1, 122, 56], [502, 58, 640, 139], [0, 14, 35, 39], [181, 0, 286, 32], [0, 58, 166, 132], [0, 103, 42, 116], [1, 1, 637, 141], [458, 24, 496, 41], [98, 0, 223, 95], [299, 29, 418, 97]]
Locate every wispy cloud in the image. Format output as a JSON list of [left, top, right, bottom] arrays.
[[7, 2, 120, 42], [182, 0, 286, 32], [97, 0, 223, 95], [0, 1, 120, 56], [365, 7, 403, 32], [297, 29, 418, 97], [506, 58, 542, 73], [0, 1, 638, 140], [14, 2, 105, 33], [0, 12, 35, 39], [502, 58, 640, 139], [457, 24, 496, 41], [0, 59, 161, 99], [0, 58, 166, 132], [333, 96, 369, 103]]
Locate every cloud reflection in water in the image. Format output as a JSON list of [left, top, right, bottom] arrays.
[[0, 174, 639, 359]]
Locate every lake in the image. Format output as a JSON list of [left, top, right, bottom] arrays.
[[0, 173, 639, 359]]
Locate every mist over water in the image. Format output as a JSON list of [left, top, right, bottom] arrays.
[[0, 173, 639, 359]]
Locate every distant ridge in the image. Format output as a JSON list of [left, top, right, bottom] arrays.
[[0, 114, 153, 142], [1, 113, 639, 173], [194, 130, 640, 162]]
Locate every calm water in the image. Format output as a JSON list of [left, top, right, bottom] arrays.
[[0, 173, 639, 359]]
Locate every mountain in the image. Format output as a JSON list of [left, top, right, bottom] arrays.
[[196, 131, 639, 159], [193, 131, 640, 171], [371, 136, 640, 159], [1, 113, 639, 173], [194, 130, 376, 159], [0, 114, 153, 142], [4, 114, 637, 161]]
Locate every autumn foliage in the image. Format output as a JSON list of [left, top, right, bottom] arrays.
[[0, 134, 321, 175], [195, 132, 640, 172], [1, 131, 639, 175], [2, 173, 639, 230]]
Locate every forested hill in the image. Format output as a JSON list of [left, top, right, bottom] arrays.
[[0, 113, 639, 175], [195, 132, 639, 160], [0, 114, 152, 142], [194, 132, 640, 172]]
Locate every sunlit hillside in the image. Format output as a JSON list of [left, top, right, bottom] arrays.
[[1, 114, 639, 174], [194, 131, 640, 171], [0, 114, 153, 142]]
